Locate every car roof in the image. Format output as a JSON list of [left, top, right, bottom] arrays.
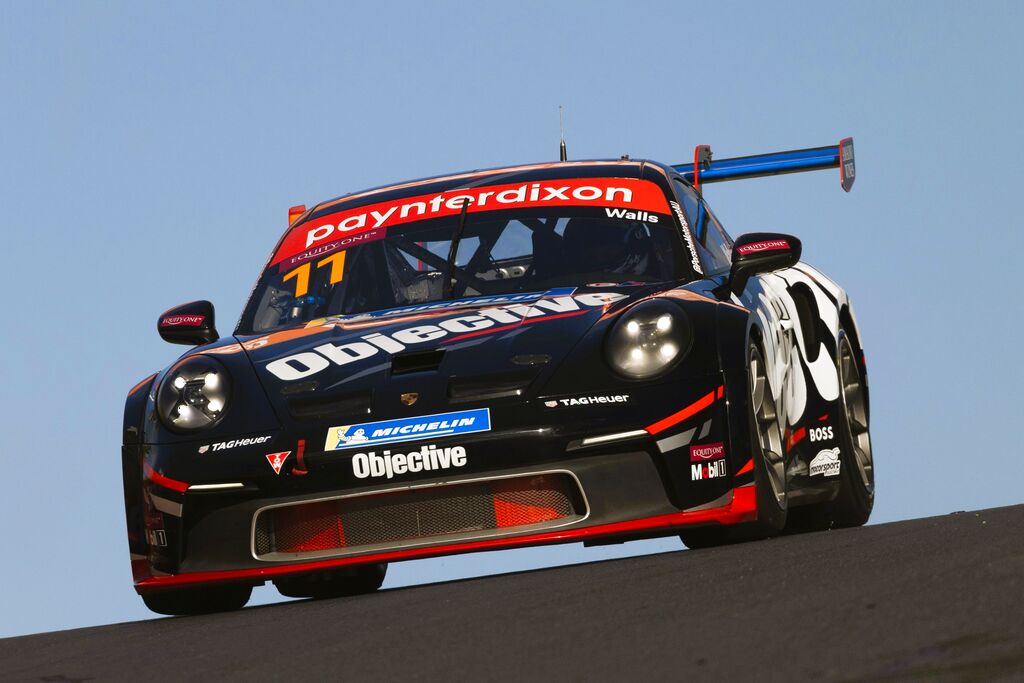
[[304, 159, 675, 222]]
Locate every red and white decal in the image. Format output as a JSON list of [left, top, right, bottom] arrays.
[[279, 228, 387, 271], [273, 178, 670, 265], [691, 460, 727, 480], [690, 442, 725, 462], [266, 451, 291, 475], [737, 239, 790, 256], [160, 315, 205, 327]]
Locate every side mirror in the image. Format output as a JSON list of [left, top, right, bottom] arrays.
[[158, 301, 219, 346], [726, 233, 802, 296]]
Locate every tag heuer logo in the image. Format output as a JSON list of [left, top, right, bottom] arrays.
[[401, 392, 419, 406]]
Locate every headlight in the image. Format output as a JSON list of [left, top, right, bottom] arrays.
[[156, 356, 232, 432], [605, 301, 691, 379]]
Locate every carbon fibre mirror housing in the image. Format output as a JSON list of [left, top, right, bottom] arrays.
[[727, 233, 802, 296], [157, 300, 219, 346]]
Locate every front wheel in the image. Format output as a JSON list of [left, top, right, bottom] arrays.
[[680, 342, 787, 549], [785, 326, 874, 532], [141, 583, 252, 616], [829, 329, 874, 525]]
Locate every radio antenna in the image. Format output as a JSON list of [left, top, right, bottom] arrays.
[[559, 105, 567, 161]]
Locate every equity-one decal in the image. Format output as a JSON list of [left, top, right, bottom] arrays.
[[273, 178, 670, 265], [161, 315, 205, 327], [737, 239, 790, 256], [265, 292, 627, 381]]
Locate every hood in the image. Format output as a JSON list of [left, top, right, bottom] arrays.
[[235, 286, 656, 421]]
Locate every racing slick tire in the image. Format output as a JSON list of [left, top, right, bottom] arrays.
[[785, 326, 874, 532], [680, 342, 787, 549], [274, 563, 388, 600], [141, 583, 253, 616], [829, 328, 874, 525]]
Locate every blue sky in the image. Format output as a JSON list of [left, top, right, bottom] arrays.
[[1, 2, 1021, 637]]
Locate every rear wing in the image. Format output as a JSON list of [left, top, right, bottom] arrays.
[[672, 138, 855, 192]]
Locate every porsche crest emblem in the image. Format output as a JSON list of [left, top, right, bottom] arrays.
[[400, 392, 419, 406]]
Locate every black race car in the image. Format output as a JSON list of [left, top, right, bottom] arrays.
[[124, 140, 873, 615]]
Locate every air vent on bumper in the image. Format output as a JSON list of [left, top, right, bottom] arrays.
[[252, 472, 586, 561]]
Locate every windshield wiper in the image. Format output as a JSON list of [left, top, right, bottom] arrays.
[[443, 198, 471, 300]]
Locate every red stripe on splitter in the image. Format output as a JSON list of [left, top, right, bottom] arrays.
[[134, 486, 758, 593], [645, 386, 722, 435], [144, 464, 189, 492]]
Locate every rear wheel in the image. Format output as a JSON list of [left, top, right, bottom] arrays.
[[274, 563, 387, 600], [141, 583, 252, 616], [680, 342, 787, 549]]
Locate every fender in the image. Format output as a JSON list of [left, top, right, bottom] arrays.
[[123, 373, 156, 565]]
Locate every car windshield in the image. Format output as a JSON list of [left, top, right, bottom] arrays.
[[237, 179, 687, 334]]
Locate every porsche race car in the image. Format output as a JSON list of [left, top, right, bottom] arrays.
[[123, 139, 874, 615]]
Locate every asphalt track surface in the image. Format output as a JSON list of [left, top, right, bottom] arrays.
[[3, 505, 1024, 682]]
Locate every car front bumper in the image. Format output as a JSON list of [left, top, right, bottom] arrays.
[[130, 372, 758, 593]]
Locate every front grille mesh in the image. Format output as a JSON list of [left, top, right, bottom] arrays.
[[254, 473, 583, 559]]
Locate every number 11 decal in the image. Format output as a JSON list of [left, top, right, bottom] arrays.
[[282, 251, 347, 298]]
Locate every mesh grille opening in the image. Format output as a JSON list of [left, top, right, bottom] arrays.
[[254, 473, 584, 560]]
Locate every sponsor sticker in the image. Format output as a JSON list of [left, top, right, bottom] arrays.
[[273, 178, 671, 265], [809, 447, 841, 477], [266, 451, 291, 475], [691, 459, 728, 481], [808, 426, 834, 443], [161, 314, 205, 327], [278, 228, 387, 271], [669, 200, 703, 274], [737, 239, 790, 257], [199, 435, 273, 454], [690, 442, 725, 463], [604, 208, 659, 223], [543, 394, 630, 408], [325, 408, 491, 451], [351, 444, 467, 479]]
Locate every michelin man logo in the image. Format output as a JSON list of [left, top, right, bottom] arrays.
[[333, 427, 370, 448]]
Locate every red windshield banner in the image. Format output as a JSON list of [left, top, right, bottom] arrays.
[[272, 178, 670, 265]]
